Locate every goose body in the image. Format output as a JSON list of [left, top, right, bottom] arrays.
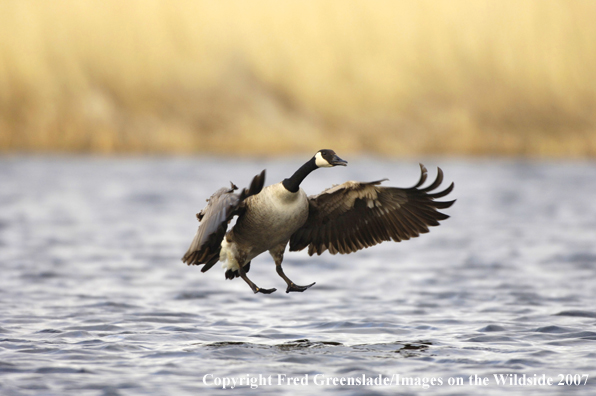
[[219, 183, 309, 273], [182, 149, 455, 294]]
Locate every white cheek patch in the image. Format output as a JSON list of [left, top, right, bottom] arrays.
[[315, 152, 332, 167]]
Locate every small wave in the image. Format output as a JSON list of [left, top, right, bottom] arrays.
[[57, 331, 93, 338], [466, 335, 518, 343], [555, 310, 596, 318], [20, 271, 61, 279], [126, 316, 197, 324], [201, 339, 431, 360], [98, 344, 148, 352], [534, 325, 574, 333], [35, 367, 91, 374], [80, 301, 139, 310], [478, 325, 506, 332], [18, 347, 60, 354], [276, 339, 343, 351], [36, 329, 63, 334], [0, 362, 24, 373], [174, 291, 210, 300], [65, 325, 124, 332], [503, 358, 543, 367], [158, 326, 201, 333], [565, 331, 596, 338]]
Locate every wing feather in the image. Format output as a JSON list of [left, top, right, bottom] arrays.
[[181, 170, 265, 271], [289, 164, 454, 256]]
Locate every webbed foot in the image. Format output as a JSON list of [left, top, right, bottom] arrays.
[[254, 286, 277, 294], [286, 282, 316, 293]]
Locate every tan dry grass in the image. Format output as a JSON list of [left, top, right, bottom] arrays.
[[1, 0, 595, 157]]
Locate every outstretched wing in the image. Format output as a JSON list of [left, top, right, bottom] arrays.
[[182, 170, 265, 271], [289, 164, 454, 256]]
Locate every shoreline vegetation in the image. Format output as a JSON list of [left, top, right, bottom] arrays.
[[1, 1, 595, 157]]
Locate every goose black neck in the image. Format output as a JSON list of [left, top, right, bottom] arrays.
[[282, 157, 318, 193]]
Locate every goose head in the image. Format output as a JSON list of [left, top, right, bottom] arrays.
[[281, 149, 348, 193], [314, 149, 348, 168]]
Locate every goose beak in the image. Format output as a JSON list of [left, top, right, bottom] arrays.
[[331, 154, 348, 166]]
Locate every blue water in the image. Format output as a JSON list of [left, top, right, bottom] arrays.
[[1, 156, 595, 395]]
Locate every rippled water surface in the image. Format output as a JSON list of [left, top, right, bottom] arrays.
[[1, 156, 596, 395]]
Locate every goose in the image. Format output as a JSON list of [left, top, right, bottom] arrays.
[[182, 149, 454, 294]]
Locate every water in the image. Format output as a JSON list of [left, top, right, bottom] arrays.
[[1, 156, 595, 395]]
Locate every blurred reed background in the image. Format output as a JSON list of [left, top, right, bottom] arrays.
[[1, 0, 595, 157]]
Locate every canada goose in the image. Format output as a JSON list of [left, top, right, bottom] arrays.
[[182, 149, 454, 294]]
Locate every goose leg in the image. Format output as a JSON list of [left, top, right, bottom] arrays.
[[276, 265, 315, 293], [237, 263, 276, 294], [270, 244, 315, 293]]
